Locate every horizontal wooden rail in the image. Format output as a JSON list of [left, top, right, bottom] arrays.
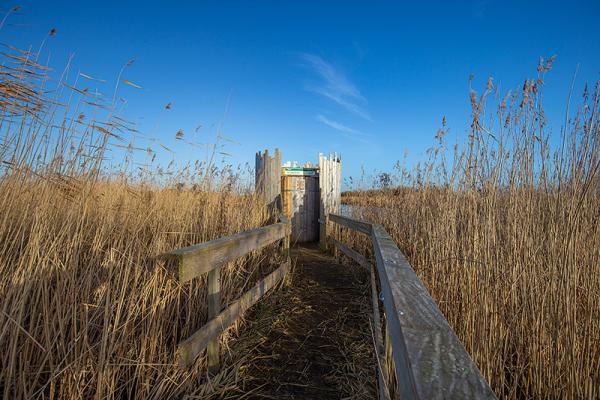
[[328, 213, 372, 235], [328, 214, 496, 400], [167, 221, 287, 283], [177, 261, 290, 367], [330, 237, 370, 270], [331, 235, 389, 399], [167, 216, 291, 371]]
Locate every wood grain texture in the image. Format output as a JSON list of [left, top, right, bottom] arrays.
[[281, 215, 291, 259], [329, 213, 372, 235], [207, 267, 220, 374], [319, 154, 341, 248], [255, 149, 282, 212], [177, 261, 291, 367], [331, 237, 370, 270], [371, 223, 496, 400], [319, 215, 328, 251], [371, 264, 390, 400], [167, 222, 287, 282], [281, 175, 319, 242]]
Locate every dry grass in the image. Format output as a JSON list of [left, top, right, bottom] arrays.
[[217, 245, 376, 399], [1, 13, 598, 399], [343, 60, 599, 399], [0, 180, 273, 399], [0, 31, 273, 398]]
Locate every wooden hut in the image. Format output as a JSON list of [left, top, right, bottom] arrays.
[[255, 150, 341, 244]]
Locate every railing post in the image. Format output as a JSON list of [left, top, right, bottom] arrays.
[[283, 218, 291, 261], [207, 266, 221, 374], [319, 214, 328, 251], [333, 223, 341, 258], [383, 322, 396, 399], [168, 220, 289, 368], [371, 265, 390, 400]]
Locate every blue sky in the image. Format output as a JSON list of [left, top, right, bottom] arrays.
[[3, 1, 600, 185]]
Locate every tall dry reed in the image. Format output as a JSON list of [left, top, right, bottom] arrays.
[[0, 28, 271, 399], [344, 59, 599, 399]]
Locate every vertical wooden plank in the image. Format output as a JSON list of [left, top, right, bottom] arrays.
[[255, 149, 283, 219], [264, 149, 271, 210], [329, 157, 333, 247], [383, 322, 397, 399], [371, 265, 390, 400], [274, 148, 282, 211], [312, 176, 319, 240], [283, 216, 290, 259], [331, 156, 335, 212], [320, 215, 328, 251], [324, 154, 330, 250], [305, 192, 310, 242], [319, 153, 343, 251], [269, 151, 274, 205], [268, 150, 272, 201], [333, 223, 340, 258], [255, 151, 263, 197], [207, 266, 221, 374], [265, 149, 271, 200], [334, 156, 341, 214], [329, 156, 334, 243], [337, 158, 340, 211], [318, 153, 326, 250]]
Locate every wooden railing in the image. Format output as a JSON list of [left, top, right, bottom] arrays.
[[327, 213, 496, 400], [166, 216, 291, 371]]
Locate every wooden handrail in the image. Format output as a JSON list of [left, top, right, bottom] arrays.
[[328, 213, 496, 400], [177, 261, 291, 367], [167, 220, 288, 283], [328, 213, 372, 235], [330, 237, 370, 270], [167, 216, 291, 370]]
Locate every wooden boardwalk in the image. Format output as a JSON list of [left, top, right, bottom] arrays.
[[166, 210, 496, 399], [225, 244, 375, 399]]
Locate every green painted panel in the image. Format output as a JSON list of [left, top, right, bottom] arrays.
[[282, 167, 318, 176]]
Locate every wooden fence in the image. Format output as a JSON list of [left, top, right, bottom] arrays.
[[318, 153, 341, 250], [163, 208, 496, 398], [166, 216, 291, 371], [255, 148, 282, 212], [328, 213, 496, 400]]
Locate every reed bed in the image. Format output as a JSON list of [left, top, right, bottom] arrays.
[[0, 32, 272, 398], [343, 59, 599, 399]]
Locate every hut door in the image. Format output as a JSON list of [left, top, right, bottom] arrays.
[[282, 175, 320, 242]]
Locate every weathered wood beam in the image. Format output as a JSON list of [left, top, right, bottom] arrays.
[[280, 215, 291, 259], [329, 213, 372, 235], [177, 261, 291, 367], [319, 215, 328, 251], [206, 266, 220, 374], [166, 222, 287, 283], [371, 265, 390, 400], [371, 223, 496, 400], [331, 237, 370, 270]]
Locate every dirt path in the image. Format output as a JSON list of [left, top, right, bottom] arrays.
[[222, 243, 376, 399]]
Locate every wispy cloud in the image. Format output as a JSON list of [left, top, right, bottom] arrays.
[[299, 53, 370, 120], [316, 114, 358, 134], [316, 114, 370, 143]]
